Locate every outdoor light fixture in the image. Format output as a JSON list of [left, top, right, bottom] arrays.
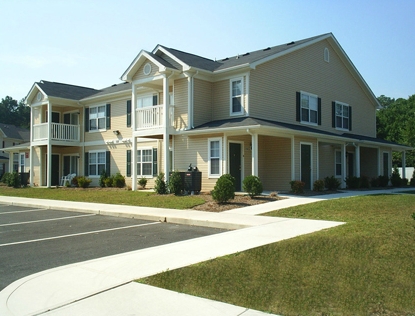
[[113, 130, 120, 135]]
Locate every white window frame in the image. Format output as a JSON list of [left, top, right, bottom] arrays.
[[136, 94, 156, 109], [300, 91, 318, 125], [208, 137, 222, 178], [19, 153, 25, 173], [137, 148, 153, 178], [324, 47, 330, 62], [335, 101, 350, 131], [335, 150, 342, 177], [89, 105, 106, 132], [88, 150, 106, 177], [230, 77, 244, 116]]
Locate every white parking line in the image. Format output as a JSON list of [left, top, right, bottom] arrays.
[[0, 222, 161, 247], [0, 208, 48, 215], [0, 213, 96, 227]]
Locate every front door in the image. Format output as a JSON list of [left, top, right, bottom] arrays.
[[301, 144, 312, 190], [46, 154, 60, 186], [229, 143, 242, 191], [347, 153, 354, 177]]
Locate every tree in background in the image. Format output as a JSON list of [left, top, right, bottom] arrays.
[[377, 94, 415, 167], [0, 96, 30, 129]]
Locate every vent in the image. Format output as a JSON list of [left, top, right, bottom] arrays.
[[287, 41, 295, 45], [263, 47, 271, 51], [242, 52, 250, 56], [222, 57, 229, 61]]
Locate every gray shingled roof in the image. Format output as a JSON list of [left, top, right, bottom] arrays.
[[159, 34, 329, 72], [0, 123, 30, 141], [83, 82, 132, 99], [37, 81, 99, 100]]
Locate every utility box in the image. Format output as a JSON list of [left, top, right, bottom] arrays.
[[184, 171, 202, 194]]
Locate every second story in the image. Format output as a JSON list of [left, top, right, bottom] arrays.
[[0, 123, 30, 156]]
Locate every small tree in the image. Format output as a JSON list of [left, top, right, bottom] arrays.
[[390, 166, 402, 187], [99, 169, 108, 188], [154, 173, 168, 194], [138, 177, 147, 189], [242, 175, 263, 198], [112, 173, 126, 188], [410, 170, 415, 187], [212, 174, 235, 203], [168, 171, 184, 196]]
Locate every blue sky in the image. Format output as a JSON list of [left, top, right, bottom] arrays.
[[1, 0, 414, 101]]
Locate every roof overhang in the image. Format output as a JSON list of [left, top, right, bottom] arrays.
[[25, 82, 47, 106], [2, 143, 30, 152]]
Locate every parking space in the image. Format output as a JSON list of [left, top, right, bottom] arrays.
[[0, 204, 227, 291]]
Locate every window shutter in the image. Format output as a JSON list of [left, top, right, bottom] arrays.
[[348, 107, 352, 131], [126, 150, 131, 177], [152, 148, 158, 176], [64, 113, 70, 124], [318, 98, 322, 125], [296, 92, 301, 122], [106, 151, 111, 175], [84, 152, 89, 176], [85, 108, 89, 132], [332, 102, 336, 128], [153, 95, 158, 106], [106, 104, 111, 129], [126, 100, 131, 127]]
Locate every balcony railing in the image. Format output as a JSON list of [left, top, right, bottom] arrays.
[[33, 123, 80, 142], [135, 104, 174, 130]]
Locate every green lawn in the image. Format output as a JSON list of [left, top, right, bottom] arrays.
[[0, 186, 205, 210], [140, 194, 415, 315]]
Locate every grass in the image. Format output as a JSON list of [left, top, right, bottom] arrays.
[[140, 194, 415, 315], [0, 186, 205, 210]]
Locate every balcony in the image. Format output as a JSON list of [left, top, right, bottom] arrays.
[[33, 123, 80, 142], [135, 104, 174, 131]]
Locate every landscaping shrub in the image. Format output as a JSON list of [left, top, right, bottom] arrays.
[[112, 173, 125, 188], [313, 179, 325, 192], [154, 173, 168, 194], [138, 177, 147, 189], [360, 175, 370, 189], [390, 166, 402, 187], [242, 175, 263, 198], [1, 172, 10, 184], [324, 176, 341, 191], [401, 178, 408, 187], [289, 180, 305, 194], [71, 176, 79, 187], [77, 176, 92, 188], [345, 176, 360, 189], [370, 177, 380, 188], [3, 171, 21, 188], [378, 175, 389, 187], [104, 176, 113, 187], [168, 171, 184, 196], [99, 169, 108, 188], [212, 174, 235, 203]]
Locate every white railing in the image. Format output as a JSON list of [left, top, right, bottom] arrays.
[[135, 105, 175, 130], [33, 123, 80, 142]]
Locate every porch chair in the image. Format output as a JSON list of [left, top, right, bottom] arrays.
[[60, 173, 76, 186]]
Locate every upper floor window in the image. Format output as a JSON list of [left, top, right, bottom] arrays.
[[89, 105, 106, 131], [324, 47, 330, 62], [297, 91, 321, 125], [208, 138, 222, 178], [333, 101, 351, 131], [230, 78, 244, 115]]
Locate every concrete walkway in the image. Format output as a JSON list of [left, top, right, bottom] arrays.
[[0, 188, 411, 316]]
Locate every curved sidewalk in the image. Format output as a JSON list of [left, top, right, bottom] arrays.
[[0, 188, 410, 316]]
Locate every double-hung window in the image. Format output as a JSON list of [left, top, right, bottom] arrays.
[[89, 151, 106, 176], [208, 138, 222, 177], [300, 92, 318, 124], [137, 149, 153, 177], [89, 105, 106, 131], [230, 78, 244, 115], [335, 102, 351, 130]]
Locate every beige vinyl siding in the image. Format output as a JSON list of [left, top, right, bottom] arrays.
[[193, 78, 212, 127], [212, 79, 228, 120], [258, 136, 291, 191], [250, 40, 377, 137], [132, 60, 160, 82], [173, 78, 188, 130], [318, 143, 335, 180], [360, 147, 378, 178]]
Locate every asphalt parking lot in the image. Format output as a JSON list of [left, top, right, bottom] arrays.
[[0, 204, 227, 291]]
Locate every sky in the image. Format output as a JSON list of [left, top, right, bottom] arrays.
[[1, 0, 414, 102]]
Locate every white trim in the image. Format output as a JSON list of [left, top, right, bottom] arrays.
[[88, 105, 107, 132], [136, 147, 154, 178], [208, 137, 222, 178], [324, 47, 330, 62], [87, 150, 106, 178], [299, 91, 318, 125], [230, 77, 245, 116], [334, 101, 350, 131]]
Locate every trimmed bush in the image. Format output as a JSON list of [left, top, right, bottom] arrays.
[[401, 178, 408, 187], [378, 175, 389, 187], [112, 173, 126, 188], [104, 176, 113, 187], [371, 177, 380, 188], [77, 176, 92, 188], [313, 179, 325, 192], [3, 171, 21, 188], [345, 176, 360, 189], [99, 169, 108, 188], [289, 180, 305, 194], [72, 176, 79, 187], [1, 172, 10, 184], [138, 177, 147, 189], [212, 174, 235, 203], [154, 173, 168, 194], [168, 171, 184, 196], [324, 176, 341, 191], [360, 175, 370, 189], [242, 175, 263, 198]]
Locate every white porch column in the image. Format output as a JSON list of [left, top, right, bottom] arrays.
[[251, 132, 258, 176], [355, 145, 361, 177], [132, 136, 137, 191], [402, 151, 406, 179], [132, 83, 136, 132], [47, 101, 52, 187], [223, 134, 227, 174], [163, 74, 170, 183], [8, 151, 14, 173], [341, 143, 346, 188], [29, 146, 33, 186]]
